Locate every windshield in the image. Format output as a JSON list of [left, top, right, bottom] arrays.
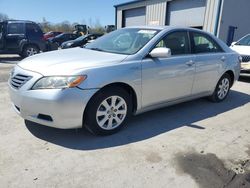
[[85, 28, 159, 55], [75, 35, 87, 41], [236, 34, 250, 46], [56, 33, 64, 38]]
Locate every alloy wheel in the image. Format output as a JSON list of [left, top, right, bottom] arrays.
[[96, 96, 127, 130], [217, 77, 230, 100], [26, 47, 38, 56]]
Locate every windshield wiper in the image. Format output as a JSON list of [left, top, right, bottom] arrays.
[[89, 47, 104, 52]]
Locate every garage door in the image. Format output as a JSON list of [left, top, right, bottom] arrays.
[[122, 7, 146, 27], [167, 0, 206, 27]]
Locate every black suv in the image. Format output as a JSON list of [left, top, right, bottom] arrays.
[[0, 20, 46, 57]]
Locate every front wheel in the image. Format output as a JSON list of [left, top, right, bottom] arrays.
[[209, 73, 231, 102], [84, 87, 132, 135]]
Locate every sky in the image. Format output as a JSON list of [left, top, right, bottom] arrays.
[[0, 0, 129, 25]]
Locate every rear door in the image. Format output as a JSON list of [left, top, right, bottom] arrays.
[[190, 31, 226, 94], [0, 22, 4, 50], [5, 22, 25, 51], [26, 23, 45, 51], [26, 23, 43, 42]]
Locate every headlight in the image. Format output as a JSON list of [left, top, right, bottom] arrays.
[[32, 75, 87, 90]]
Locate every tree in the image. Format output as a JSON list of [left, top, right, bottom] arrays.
[[0, 13, 9, 21]]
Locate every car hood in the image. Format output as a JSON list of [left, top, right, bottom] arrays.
[[18, 48, 128, 76], [230, 45, 250, 55]]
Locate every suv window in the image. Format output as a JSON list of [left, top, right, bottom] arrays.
[[192, 32, 223, 54], [26, 23, 42, 37], [155, 31, 190, 55], [7, 23, 25, 34]]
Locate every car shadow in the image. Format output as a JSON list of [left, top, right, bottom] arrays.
[[25, 90, 250, 150], [0, 56, 23, 64], [239, 74, 250, 83]]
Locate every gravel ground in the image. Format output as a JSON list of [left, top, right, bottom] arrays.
[[0, 55, 250, 188]]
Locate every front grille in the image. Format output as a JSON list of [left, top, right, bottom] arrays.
[[10, 74, 32, 89], [241, 55, 250, 63]]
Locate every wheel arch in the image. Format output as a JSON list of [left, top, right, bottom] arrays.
[[224, 70, 235, 87], [21, 43, 40, 52], [82, 82, 139, 126]]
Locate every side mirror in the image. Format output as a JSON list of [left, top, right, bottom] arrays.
[[149, 47, 171, 58], [231, 42, 236, 46]]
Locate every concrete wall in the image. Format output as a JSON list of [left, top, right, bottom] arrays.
[[218, 0, 250, 42], [116, 0, 168, 28]]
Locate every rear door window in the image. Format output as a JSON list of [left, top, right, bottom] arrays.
[[7, 23, 25, 34], [191, 32, 223, 54], [26, 23, 42, 37]]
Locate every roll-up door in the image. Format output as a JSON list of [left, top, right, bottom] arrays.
[[122, 7, 146, 27], [167, 0, 206, 27]]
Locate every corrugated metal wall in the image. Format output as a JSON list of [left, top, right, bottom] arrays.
[[116, 0, 222, 32], [203, 0, 221, 35], [145, 0, 167, 26]]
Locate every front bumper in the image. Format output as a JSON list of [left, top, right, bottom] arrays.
[[241, 62, 250, 72], [8, 66, 98, 129]]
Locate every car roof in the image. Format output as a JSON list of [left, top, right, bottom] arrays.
[[3, 20, 36, 24], [125, 25, 204, 32]]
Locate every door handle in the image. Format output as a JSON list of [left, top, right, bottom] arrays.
[[186, 60, 195, 66], [221, 56, 226, 62]]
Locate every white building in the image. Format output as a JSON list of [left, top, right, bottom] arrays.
[[114, 0, 250, 45]]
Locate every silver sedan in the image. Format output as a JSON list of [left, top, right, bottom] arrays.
[[9, 26, 241, 135]]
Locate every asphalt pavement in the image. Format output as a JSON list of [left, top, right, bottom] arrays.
[[0, 55, 250, 188]]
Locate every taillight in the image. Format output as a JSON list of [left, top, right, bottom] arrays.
[[42, 35, 47, 41]]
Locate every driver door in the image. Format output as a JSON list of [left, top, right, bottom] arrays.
[[141, 31, 196, 108]]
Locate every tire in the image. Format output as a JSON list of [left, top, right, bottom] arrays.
[[22, 45, 39, 57], [84, 87, 132, 135], [209, 73, 231, 102]]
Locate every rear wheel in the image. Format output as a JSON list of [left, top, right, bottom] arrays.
[[22, 45, 39, 57], [209, 73, 231, 102], [84, 87, 132, 135]]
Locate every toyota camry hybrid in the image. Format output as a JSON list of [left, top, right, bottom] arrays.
[[9, 26, 241, 135]]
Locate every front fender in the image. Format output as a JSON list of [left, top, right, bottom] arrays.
[[77, 61, 142, 110]]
